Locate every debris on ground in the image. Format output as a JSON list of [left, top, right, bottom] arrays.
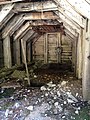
[[0, 63, 90, 120]]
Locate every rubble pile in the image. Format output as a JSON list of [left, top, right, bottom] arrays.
[[0, 81, 90, 120]]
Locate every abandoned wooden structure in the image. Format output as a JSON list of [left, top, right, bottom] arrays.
[[0, 0, 90, 100]]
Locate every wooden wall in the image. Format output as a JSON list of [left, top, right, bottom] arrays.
[[32, 32, 75, 68]]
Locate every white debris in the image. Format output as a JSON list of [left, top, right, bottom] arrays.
[[5, 109, 9, 117], [71, 116, 75, 119], [54, 96, 57, 100], [75, 93, 78, 97], [61, 81, 67, 86], [24, 78, 28, 80], [47, 88, 51, 91], [45, 93, 48, 97], [71, 84, 73, 87], [67, 98, 74, 103], [14, 102, 20, 108], [57, 91, 60, 97], [62, 115, 66, 119], [69, 77, 73, 79], [75, 110, 79, 115], [10, 96, 14, 99], [77, 107, 81, 110], [54, 102, 58, 106], [26, 105, 34, 111], [66, 92, 71, 95], [28, 90, 30, 92], [34, 75, 37, 78], [47, 81, 56, 87], [1, 88, 4, 93], [9, 110, 13, 115], [67, 93, 78, 102], [64, 101, 67, 104], [40, 86, 47, 91]]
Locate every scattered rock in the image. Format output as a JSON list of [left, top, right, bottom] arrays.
[[40, 86, 47, 91], [26, 105, 34, 111]]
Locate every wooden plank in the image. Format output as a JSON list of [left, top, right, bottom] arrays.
[[65, 0, 90, 19], [0, 4, 14, 22], [14, 22, 30, 40], [76, 29, 83, 79], [21, 39, 30, 85], [27, 42, 31, 63], [15, 39, 21, 65], [82, 19, 90, 100], [23, 12, 59, 20], [3, 35, 12, 68], [14, 26, 31, 41], [55, 11, 80, 31], [0, 0, 23, 5], [2, 15, 25, 38], [53, 0, 84, 28], [14, 1, 57, 12]]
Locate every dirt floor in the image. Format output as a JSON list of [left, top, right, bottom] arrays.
[[0, 63, 90, 120]]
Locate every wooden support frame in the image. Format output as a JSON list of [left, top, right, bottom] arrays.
[[82, 19, 90, 100], [44, 33, 48, 63], [3, 35, 12, 68], [23, 12, 59, 20], [15, 39, 21, 65], [21, 39, 30, 85], [2, 15, 25, 38], [14, 1, 58, 12], [76, 28, 83, 79], [14, 21, 30, 40]]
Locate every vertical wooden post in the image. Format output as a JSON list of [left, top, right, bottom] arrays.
[[22, 40, 26, 63], [59, 32, 62, 63], [21, 39, 30, 86], [56, 33, 59, 63], [27, 42, 31, 63], [76, 28, 83, 79], [44, 33, 48, 63], [15, 39, 20, 65], [3, 35, 12, 68], [82, 19, 90, 100]]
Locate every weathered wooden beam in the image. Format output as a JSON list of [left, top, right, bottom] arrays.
[[2, 15, 25, 38], [13, 24, 32, 41], [57, 17, 79, 37], [21, 38, 30, 85], [0, 4, 15, 30], [65, 29, 77, 39], [23, 11, 59, 20], [54, 11, 80, 32], [64, 0, 85, 17], [0, 0, 23, 5], [53, 0, 84, 28], [27, 41, 32, 63], [0, 4, 14, 22], [76, 28, 83, 79], [82, 19, 90, 100], [65, 0, 90, 19], [44, 33, 48, 63], [3, 35, 12, 68], [22, 30, 35, 42], [27, 32, 39, 43], [14, 21, 30, 40], [13, 1, 58, 12], [14, 39, 21, 65]]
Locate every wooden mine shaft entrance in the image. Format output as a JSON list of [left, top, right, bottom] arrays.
[[33, 33, 73, 65]]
